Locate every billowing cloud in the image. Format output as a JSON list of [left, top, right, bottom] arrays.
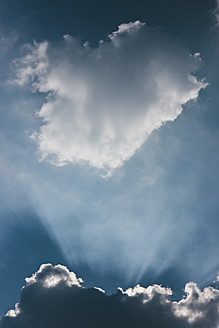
[[1, 264, 218, 328], [13, 21, 207, 174], [24, 263, 83, 288]]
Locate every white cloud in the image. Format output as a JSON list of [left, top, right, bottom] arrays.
[[13, 21, 207, 174], [6, 303, 20, 318], [118, 283, 172, 303], [173, 282, 219, 323], [13, 41, 48, 87], [25, 263, 83, 288], [94, 286, 105, 293]]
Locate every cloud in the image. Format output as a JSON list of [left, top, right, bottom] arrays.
[[173, 282, 219, 324], [1, 264, 218, 328], [13, 21, 207, 175], [24, 263, 83, 288], [215, 0, 219, 26]]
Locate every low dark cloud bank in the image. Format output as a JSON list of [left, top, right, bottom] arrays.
[[1, 264, 218, 328]]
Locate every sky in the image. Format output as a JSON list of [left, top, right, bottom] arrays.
[[0, 0, 219, 326]]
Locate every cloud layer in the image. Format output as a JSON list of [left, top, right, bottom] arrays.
[[1, 264, 218, 328], [13, 21, 206, 174]]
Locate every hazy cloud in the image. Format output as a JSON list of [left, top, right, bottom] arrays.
[[1, 264, 218, 328], [215, 0, 219, 25], [13, 21, 207, 175]]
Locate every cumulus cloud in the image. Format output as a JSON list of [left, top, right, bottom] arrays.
[[24, 263, 83, 288], [173, 282, 219, 324], [1, 264, 218, 328], [13, 21, 207, 174]]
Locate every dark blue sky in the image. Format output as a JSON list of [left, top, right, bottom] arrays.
[[0, 0, 215, 46]]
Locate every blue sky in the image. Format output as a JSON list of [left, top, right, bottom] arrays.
[[0, 0, 219, 326]]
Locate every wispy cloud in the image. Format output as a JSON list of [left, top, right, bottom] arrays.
[[215, 0, 219, 26], [13, 21, 207, 175]]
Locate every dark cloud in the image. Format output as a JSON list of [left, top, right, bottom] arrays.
[[1, 264, 218, 328]]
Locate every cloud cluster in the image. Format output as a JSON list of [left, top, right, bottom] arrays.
[[1, 264, 218, 328], [13, 21, 206, 174]]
